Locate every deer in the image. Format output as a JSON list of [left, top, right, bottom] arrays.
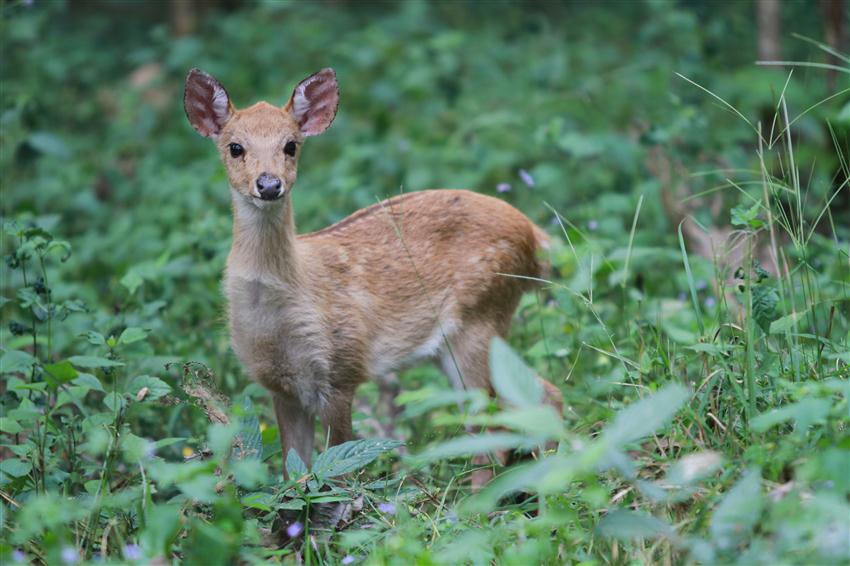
[[183, 67, 563, 485]]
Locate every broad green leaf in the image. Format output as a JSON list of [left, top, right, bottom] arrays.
[[28, 131, 71, 158], [0, 350, 37, 374], [128, 375, 171, 401], [178, 474, 219, 503], [81, 331, 106, 346], [313, 438, 403, 477], [230, 459, 268, 488], [730, 200, 763, 228], [277, 498, 306, 510], [103, 391, 126, 412], [69, 355, 124, 368], [121, 432, 152, 462], [120, 270, 145, 294], [183, 518, 239, 566], [399, 386, 489, 418], [665, 451, 723, 486], [0, 457, 32, 477], [769, 308, 810, 334], [710, 467, 764, 550], [413, 433, 534, 464], [118, 327, 149, 345], [597, 509, 676, 540], [1, 417, 23, 434], [43, 360, 78, 386], [308, 494, 351, 503], [472, 406, 564, 440], [602, 384, 689, 446], [461, 456, 568, 514], [752, 284, 779, 331], [140, 503, 182, 560], [489, 336, 543, 408], [153, 437, 186, 450], [4, 442, 33, 457], [208, 422, 240, 459], [241, 492, 274, 512], [72, 372, 104, 393], [750, 398, 832, 434], [286, 448, 308, 478]]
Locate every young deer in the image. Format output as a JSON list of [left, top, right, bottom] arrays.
[[184, 68, 562, 480]]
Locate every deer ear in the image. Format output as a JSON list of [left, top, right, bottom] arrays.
[[285, 68, 339, 137], [184, 68, 233, 138]]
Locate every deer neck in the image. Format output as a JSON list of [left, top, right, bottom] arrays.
[[228, 189, 302, 285]]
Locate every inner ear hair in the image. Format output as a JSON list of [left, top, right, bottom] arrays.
[[184, 68, 234, 138], [285, 68, 339, 137]]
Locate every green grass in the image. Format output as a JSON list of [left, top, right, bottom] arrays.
[[1, 1, 848, 564]]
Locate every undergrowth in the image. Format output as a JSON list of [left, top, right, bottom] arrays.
[[1, 2, 848, 565]]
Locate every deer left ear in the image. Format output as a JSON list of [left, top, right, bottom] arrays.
[[285, 68, 339, 137]]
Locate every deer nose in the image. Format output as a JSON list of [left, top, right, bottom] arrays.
[[256, 173, 283, 200]]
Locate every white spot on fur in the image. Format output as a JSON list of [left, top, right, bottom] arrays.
[[369, 317, 457, 377]]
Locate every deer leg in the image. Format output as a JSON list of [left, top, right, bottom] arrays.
[[438, 322, 504, 489], [319, 392, 354, 448], [273, 394, 315, 475], [439, 320, 564, 489]]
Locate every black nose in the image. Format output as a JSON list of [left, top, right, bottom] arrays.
[[256, 173, 282, 200]]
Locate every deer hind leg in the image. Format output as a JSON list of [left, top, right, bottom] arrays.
[[437, 319, 564, 489], [273, 394, 316, 475], [437, 322, 507, 489]]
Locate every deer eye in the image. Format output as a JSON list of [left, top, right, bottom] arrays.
[[283, 141, 297, 157], [229, 143, 244, 158]]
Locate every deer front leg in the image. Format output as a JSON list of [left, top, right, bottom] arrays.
[[273, 394, 315, 475], [319, 392, 354, 448]]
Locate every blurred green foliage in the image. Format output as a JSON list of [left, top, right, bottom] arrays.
[[1, 1, 848, 564]]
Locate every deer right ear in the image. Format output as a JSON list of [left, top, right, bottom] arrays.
[[184, 68, 233, 138]]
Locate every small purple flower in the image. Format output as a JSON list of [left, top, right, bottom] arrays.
[[12, 550, 26, 563], [342, 556, 356, 565], [23, 0, 34, 6], [696, 279, 707, 291], [286, 521, 303, 538], [61, 546, 79, 565], [677, 292, 687, 302], [377, 502, 396, 515], [123, 544, 142, 561], [143, 439, 156, 460], [549, 215, 560, 226], [496, 183, 511, 193], [587, 220, 598, 231], [518, 169, 535, 188], [704, 296, 716, 309]]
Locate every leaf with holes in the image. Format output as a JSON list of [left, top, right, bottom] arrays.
[[232, 396, 262, 461]]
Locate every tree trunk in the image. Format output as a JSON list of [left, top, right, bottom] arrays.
[[820, 0, 848, 91], [170, 0, 196, 37], [757, 0, 782, 62]]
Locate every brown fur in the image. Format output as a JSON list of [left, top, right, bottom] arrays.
[[184, 68, 563, 481]]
